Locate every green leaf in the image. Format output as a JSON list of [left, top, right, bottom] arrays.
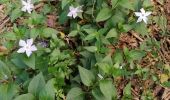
[[42, 28, 58, 38], [62, 0, 70, 9], [113, 50, 123, 64], [102, 55, 113, 66], [99, 80, 117, 100], [39, 79, 55, 100], [2, 32, 16, 40], [123, 82, 131, 97], [128, 50, 146, 61], [59, 11, 68, 24], [23, 54, 35, 69], [157, 15, 167, 34], [106, 28, 118, 38], [30, 28, 39, 39], [118, 0, 135, 11], [0, 83, 18, 100], [66, 87, 84, 100], [92, 87, 106, 100], [28, 73, 46, 97], [111, 0, 119, 8], [84, 34, 96, 41], [10, 8, 22, 22], [14, 93, 35, 100], [78, 66, 95, 86], [162, 81, 170, 88], [68, 30, 78, 37], [96, 8, 112, 22], [0, 60, 11, 77], [84, 46, 97, 52], [134, 23, 148, 36], [143, 0, 152, 7]]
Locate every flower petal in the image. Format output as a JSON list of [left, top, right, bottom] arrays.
[[145, 12, 152, 16], [26, 50, 32, 57], [21, 7, 27, 12], [17, 47, 26, 53], [137, 17, 143, 23], [21, 0, 27, 5], [73, 13, 77, 18], [30, 45, 37, 51], [67, 12, 73, 17], [142, 17, 148, 24], [27, 38, 33, 46], [27, 9, 32, 14], [27, 0, 32, 3], [135, 12, 142, 16], [69, 6, 74, 11], [19, 40, 26, 46], [140, 8, 145, 14]]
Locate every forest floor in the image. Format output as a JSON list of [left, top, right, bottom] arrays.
[[0, 0, 170, 99]]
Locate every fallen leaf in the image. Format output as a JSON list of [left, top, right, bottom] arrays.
[[160, 74, 169, 83]]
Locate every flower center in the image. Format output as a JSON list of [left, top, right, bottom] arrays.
[[71, 9, 77, 14], [142, 13, 145, 16], [25, 45, 30, 49]]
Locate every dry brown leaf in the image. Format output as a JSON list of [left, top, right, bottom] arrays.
[[162, 88, 170, 100], [0, 46, 7, 52]]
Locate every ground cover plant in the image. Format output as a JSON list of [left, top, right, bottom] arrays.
[[0, 0, 170, 100]]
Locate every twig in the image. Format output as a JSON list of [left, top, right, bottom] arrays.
[[0, 17, 10, 33], [131, 31, 144, 42]]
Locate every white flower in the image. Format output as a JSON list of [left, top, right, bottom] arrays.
[[134, 8, 152, 24], [67, 6, 83, 18], [17, 38, 37, 57], [21, 0, 34, 14], [97, 74, 104, 79]]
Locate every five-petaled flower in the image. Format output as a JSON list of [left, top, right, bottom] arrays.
[[17, 38, 37, 57], [21, 0, 34, 14], [67, 6, 83, 18], [135, 8, 152, 24]]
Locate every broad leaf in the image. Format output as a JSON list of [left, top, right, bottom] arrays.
[[23, 54, 35, 69], [78, 66, 95, 86], [84, 46, 97, 52], [14, 93, 35, 100], [66, 87, 84, 100], [28, 73, 46, 97], [106, 28, 118, 38], [0, 83, 18, 100], [96, 8, 112, 22], [92, 87, 106, 100], [100, 80, 117, 100], [39, 79, 55, 100]]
